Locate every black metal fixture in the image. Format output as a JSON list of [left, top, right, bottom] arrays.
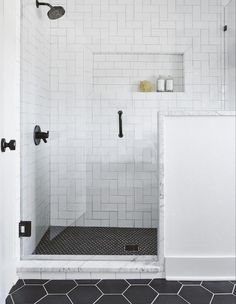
[[19, 221, 31, 238], [36, 0, 65, 20], [1, 138, 16, 152], [124, 244, 139, 252], [224, 25, 228, 32], [118, 110, 123, 138], [34, 125, 49, 145]]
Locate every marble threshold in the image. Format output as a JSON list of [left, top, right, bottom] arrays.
[[17, 256, 161, 279]]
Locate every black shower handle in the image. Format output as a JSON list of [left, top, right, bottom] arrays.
[[118, 111, 123, 138], [1, 138, 16, 152], [40, 131, 49, 143], [34, 125, 49, 145]]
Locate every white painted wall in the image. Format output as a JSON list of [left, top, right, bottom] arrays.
[[164, 115, 236, 279], [0, 0, 20, 301]]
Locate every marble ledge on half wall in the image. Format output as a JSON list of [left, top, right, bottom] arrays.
[[158, 110, 236, 116], [17, 257, 160, 277]]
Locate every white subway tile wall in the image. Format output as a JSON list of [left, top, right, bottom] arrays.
[[49, 0, 226, 228], [224, 0, 236, 110], [21, 0, 51, 255]]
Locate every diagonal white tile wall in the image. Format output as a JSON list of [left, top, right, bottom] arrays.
[[49, 0, 226, 228]]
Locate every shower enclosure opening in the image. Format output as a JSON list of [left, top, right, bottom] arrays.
[[20, 0, 159, 258]]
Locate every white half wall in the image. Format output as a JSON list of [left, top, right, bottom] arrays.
[[163, 114, 236, 280]]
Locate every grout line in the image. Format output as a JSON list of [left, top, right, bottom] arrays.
[[209, 294, 214, 304], [35, 294, 48, 304], [10, 285, 25, 295], [200, 284, 215, 295], [178, 294, 191, 304], [93, 293, 104, 304], [150, 293, 159, 304], [67, 294, 74, 304], [10, 294, 15, 304]]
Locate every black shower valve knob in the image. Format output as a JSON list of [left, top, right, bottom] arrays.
[[36, 131, 49, 143], [1, 138, 16, 152], [34, 125, 49, 145]]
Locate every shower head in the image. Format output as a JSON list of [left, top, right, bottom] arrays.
[[36, 0, 65, 20], [47, 6, 65, 20]]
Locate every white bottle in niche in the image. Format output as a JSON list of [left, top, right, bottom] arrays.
[[156, 75, 165, 92], [166, 75, 174, 92]]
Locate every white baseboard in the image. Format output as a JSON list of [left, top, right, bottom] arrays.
[[165, 256, 236, 280]]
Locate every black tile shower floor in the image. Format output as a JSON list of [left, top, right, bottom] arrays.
[[34, 226, 157, 255], [7, 279, 236, 304]]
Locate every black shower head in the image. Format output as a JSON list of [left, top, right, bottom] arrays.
[[36, 0, 65, 20], [47, 6, 65, 20]]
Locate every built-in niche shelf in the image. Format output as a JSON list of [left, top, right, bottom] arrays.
[[93, 52, 184, 93]]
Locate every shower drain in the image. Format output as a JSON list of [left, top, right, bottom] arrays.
[[124, 244, 140, 252]]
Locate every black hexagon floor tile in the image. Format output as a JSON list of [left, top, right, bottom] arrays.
[[37, 295, 72, 304], [202, 281, 234, 294], [179, 286, 213, 304], [68, 285, 102, 304], [24, 280, 49, 285], [211, 295, 236, 304], [179, 281, 201, 285], [95, 295, 130, 304], [7, 279, 236, 304], [127, 279, 151, 285], [45, 280, 77, 294], [97, 280, 129, 293], [76, 280, 100, 285], [9, 280, 24, 293], [153, 295, 189, 304], [124, 285, 157, 304], [150, 279, 182, 293], [5, 295, 13, 304], [12, 285, 46, 304]]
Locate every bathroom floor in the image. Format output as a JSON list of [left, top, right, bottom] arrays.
[[6, 279, 236, 304], [34, 226, 157, 255]]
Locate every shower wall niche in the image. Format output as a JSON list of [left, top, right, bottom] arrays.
[[92, 53, 184, 92], [21, 0, 226, 258]]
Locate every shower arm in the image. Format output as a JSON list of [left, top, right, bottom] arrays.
[[36, 0, 53, 9]]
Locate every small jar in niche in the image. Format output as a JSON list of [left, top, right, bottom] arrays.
[[166, 75, 174, 92], [156, 75, 165, 92]]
